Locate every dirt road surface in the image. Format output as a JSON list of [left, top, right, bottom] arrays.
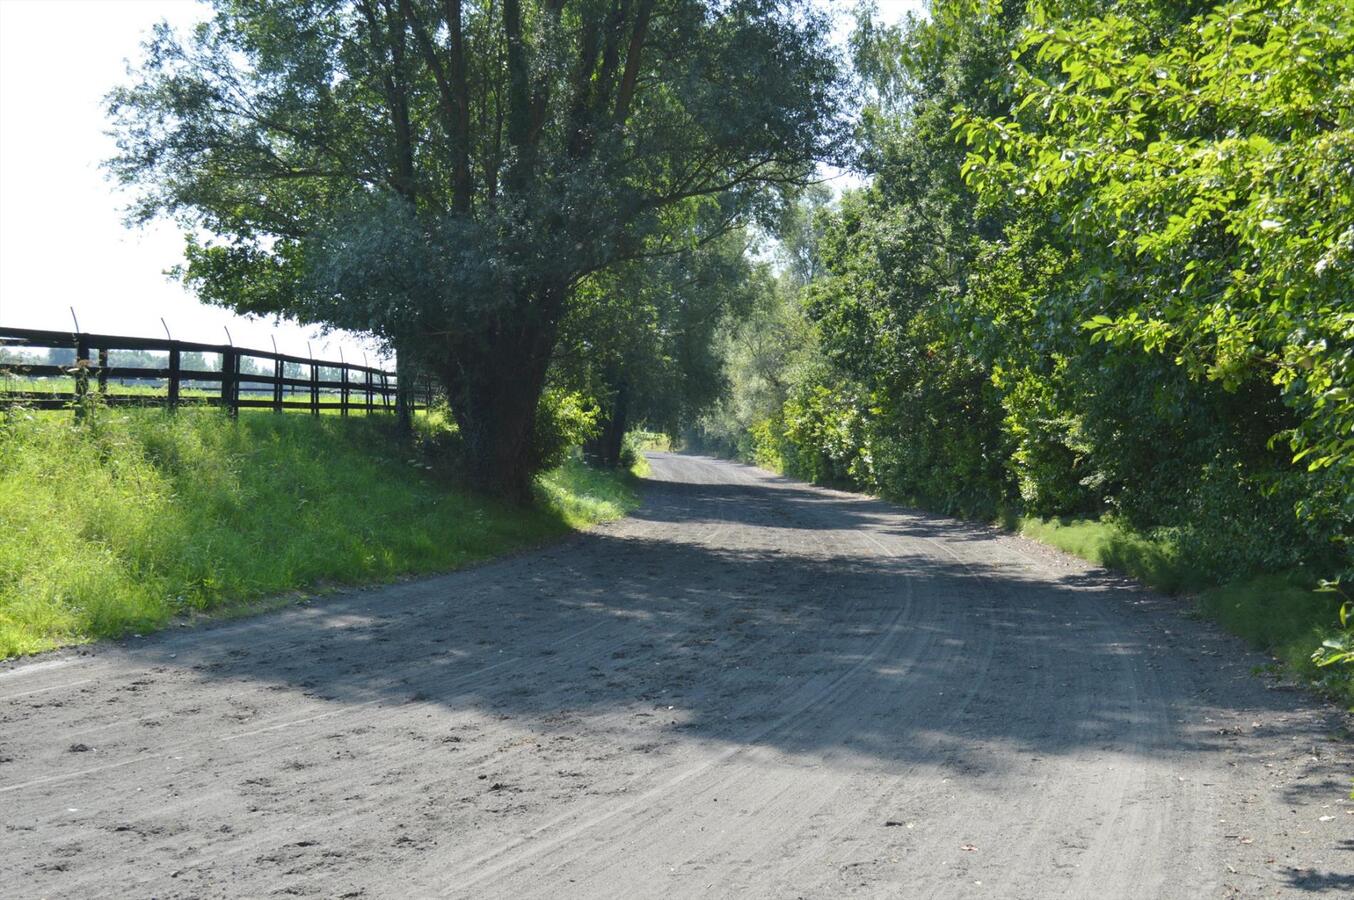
[[2, 453, 1350, 898]]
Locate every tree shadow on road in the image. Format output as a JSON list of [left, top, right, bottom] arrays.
[[117, 463, 1347, 792]]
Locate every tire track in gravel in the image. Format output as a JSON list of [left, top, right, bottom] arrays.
[[464, 467, 1012, 899], [121, 465, 897, 891], [1, 452, 1349, 899]]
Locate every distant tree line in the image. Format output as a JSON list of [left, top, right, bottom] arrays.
[[0, 347, 315, 391]]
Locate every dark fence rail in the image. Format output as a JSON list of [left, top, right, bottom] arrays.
[[0, 325, 434, 418]]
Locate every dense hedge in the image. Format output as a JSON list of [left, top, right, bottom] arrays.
[[692, 0, 1352, 669]]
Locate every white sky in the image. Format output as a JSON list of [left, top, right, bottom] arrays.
[[0, 0, 924, 359]]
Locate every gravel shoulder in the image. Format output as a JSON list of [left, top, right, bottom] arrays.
[[1, 452, 1350, 898]]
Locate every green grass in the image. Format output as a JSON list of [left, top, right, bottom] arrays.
[[1012, 515, 1351, 704], [539, 452, 645, 527], [1014, 516, 1205, 595], [4, 377, 199, 397], [1198, 575, 1349, 702], [0, 406, 640, 659]]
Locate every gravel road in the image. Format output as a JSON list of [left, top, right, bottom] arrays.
[[1, 452, 1350, 898]]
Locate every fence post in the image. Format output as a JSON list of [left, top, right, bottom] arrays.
[[167, 344, 180, 411], [365, 368, 373, 414], [340, 365, 349, 417], [74, 334, 90, 421], [222, 347, 237, 418], [395, 353, 412, 434], [273, 357, 283, 413], [310, 359, 319, 416], [97, 346, 108, 394]]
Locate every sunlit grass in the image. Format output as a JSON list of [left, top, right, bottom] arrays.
[[1014, 516, 1204, 595], [0, 406, 639, 659], [1, 375, 382, 414]]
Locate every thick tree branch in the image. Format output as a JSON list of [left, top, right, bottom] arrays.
[[399, 0, 472, 212], [612, 0, 655, 126], [503, 0, 531, 153], [358, 0, 417, 203], [593, 0, 630, 116], [443, 0, 473, 213]]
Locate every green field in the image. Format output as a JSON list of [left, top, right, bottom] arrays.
[[1, 374, 382, 411], [0, 405, 641, 659]]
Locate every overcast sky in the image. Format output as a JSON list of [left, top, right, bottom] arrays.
[[0, 0, 925, 359]]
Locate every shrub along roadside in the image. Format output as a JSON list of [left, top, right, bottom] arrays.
[[0, 407, 641, 660], [691, 1, 1353, 709], [711, 412, 1354, 704]]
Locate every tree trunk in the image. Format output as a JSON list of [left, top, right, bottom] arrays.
[[394, 343, 414, 436], [596, 382, 629, 468], [438, 283, 563, 504], [441, 361, 543, 502]]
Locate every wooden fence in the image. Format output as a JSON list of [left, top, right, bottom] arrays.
[[0, 326, 434, 418]]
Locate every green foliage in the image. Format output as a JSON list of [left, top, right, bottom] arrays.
[[625, 430, 671, 453], [686, 198, 826, 461], [108, 0, 844, 497], [554, 229, 765, 464], [958, 0, 1354, 563], [741, 0, 1019, 517], [708, 0, 1351, 689], [0, 407, 635, 659], [1310, 578, 1354, 679], [1313, 611, 1353, 666], [781, 376, 870, 485], [532, 389, 600, 471], [616, 431, 669, 474]]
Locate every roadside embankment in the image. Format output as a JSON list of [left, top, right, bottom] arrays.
[[0, 407, 639, 658]]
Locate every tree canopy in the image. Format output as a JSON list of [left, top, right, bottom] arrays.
[[108, 0, 1352, 615], [959, 0, 1353, 510], [110, 0, 844, 498]]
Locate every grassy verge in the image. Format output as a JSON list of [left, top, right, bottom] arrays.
[[0, 406, 641, 659], [1013, 516, 1205, 595], [1013, 515, 1350, 705], [1196, 575, 1348, 696]]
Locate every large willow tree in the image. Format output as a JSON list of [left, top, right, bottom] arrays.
[[109, 0, 843, 499]]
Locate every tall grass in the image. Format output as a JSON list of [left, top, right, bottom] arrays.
[[0, 406, 639, 659]]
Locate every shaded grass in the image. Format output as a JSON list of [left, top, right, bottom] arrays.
[[0, 406, 639, 659], [1198, 575, 1349, 703], [1013, 515, 1351, 705]]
